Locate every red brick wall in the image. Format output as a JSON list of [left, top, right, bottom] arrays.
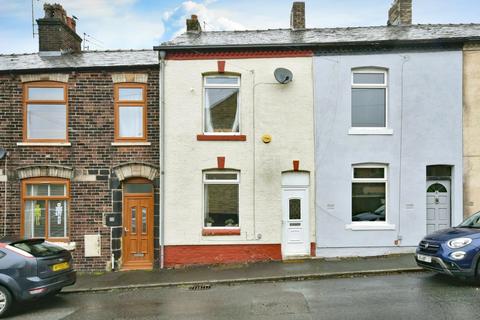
[[164, 244, 282, 267], [0, 68, 159, 271]]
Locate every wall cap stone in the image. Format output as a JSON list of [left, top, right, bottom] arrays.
[[16, 165, 74, 180], [111, 73, 148, 84], [112, 162, 158, 181], [20, 74, 69, 83]]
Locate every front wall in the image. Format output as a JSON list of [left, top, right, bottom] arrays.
[[463, 44, 480, 217], [163, 57, 314, 264], [314, 50, 463, 256], [0, 69, 159, 271]]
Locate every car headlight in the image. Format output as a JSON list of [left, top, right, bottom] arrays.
[[450, 251, 466, 260], [447, 238, 472, 249]]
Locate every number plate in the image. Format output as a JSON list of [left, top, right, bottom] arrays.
[[52, 262, 70, 272], [417, 254, 432, 263]]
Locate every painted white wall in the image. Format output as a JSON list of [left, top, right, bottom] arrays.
[[163, 57, 314, 246], [314, 50, 463, 257]]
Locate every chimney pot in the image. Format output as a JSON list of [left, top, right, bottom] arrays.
[[290, 2, 305, 30], [387, 0, 412, 26]]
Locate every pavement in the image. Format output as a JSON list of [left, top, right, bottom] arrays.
[[63, 253, 423, 294]]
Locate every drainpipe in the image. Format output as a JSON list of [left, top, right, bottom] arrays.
[[159, 50, 166, 268], [3, 153, 8, 237]]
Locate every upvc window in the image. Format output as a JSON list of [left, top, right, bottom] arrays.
[[24, 82, 68, 141], [351, 69, 388, 128], [352, 165, 387, 222], [203, 76, 240, 134], [203, 172, 239, 227], [114, 83, 147, 141], [22, 178, 69, 240]]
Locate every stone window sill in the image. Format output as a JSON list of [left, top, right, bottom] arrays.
[[345, 223, 396, 231], [17, 142, 71, 147], [348, 128, 393, 135], [202, 228, 241, 236], [46, 241, 76, 251], [111, 142, 151, 146], [197, 134, 246, 141]]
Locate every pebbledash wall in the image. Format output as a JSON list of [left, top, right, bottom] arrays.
[[0, 67, 159, 271], [162, 54, 315, 267], [314, 49, 463, 257], [463, 42, 480, 218]]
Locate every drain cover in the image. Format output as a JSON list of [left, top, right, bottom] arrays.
[[188, 284, 211, 291]]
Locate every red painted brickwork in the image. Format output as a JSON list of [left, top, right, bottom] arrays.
[[167, 50, 313, 60], [164, 244, 282, 267], [0, 68, 159, 271]]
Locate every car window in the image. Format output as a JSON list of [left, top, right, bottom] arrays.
[[12, 241, 65, 257], [458, 211, 480, 228]]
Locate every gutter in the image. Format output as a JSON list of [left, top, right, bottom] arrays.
[[158, 51, 166, 269]]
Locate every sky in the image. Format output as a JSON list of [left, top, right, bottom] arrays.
[[0, 0, 479, 54]]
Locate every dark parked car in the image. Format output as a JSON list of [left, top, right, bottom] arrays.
[[416, 211, 480, 280], [0, 238, 76, 317]]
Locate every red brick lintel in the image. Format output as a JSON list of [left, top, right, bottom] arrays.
[[167, 50, 313, 60], [197, 134, 246, 141], [202, 228, 241, 236]]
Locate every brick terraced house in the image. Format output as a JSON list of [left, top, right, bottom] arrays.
[[0, 4, 159, 271]]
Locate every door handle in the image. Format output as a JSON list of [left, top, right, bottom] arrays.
[[123, 227, 129, 235]]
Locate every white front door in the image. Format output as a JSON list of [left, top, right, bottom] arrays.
[[282, 188, 309, 257], [426, 180, 451, 234]]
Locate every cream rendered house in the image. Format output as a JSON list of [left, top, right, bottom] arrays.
[[156, 4, 315, 266]]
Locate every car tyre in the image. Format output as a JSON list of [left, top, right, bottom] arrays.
[[0, 285, 12, 318]]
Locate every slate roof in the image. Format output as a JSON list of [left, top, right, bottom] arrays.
[[0, 49, 157, 72], [156, 24, 480, 49]]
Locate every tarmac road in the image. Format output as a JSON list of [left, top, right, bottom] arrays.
[[5, 272, 480, 320]]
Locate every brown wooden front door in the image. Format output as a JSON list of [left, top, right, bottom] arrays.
[[122, 195, 154, 270]]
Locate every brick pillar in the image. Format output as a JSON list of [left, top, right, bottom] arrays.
[[387, 0, 412, 26], [290, 2, 305, 30]]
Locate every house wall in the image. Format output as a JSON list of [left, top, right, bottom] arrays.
[[314, 50, 463, 257], [463, 43, 480, 218], [163, 56, 315, 266], [0, 68, 159, 271]]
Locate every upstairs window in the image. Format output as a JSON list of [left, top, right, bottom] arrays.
[[24, 82, 68, 142], [351, 69, 387, 128], [114, 83, 147, 141], [204, 76, 240, 134]]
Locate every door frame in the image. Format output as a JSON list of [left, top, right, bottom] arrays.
[[122, 178, 154, 270], [426, 179, 452, 233], [281, 171, 310, 259]]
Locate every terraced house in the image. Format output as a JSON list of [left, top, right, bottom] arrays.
[[0, 4, 159, 271]]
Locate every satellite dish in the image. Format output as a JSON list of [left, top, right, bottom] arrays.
[[0, 148, 5, 160], [274, 68, 293, 84]]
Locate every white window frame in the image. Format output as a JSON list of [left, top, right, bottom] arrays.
[[349, 68, 393, 135], [203, 75, 241, 135], [346, 164, 395, 230], [203, 171, 240, 228]]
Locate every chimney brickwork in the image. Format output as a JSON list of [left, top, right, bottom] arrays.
[[186, 15, 202, 33], [290, 2, 305, 30], [387, 0, 412, 26], [37, 3, 82, 53]]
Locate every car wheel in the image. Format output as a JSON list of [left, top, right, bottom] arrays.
[[0, 285, 12, 318]]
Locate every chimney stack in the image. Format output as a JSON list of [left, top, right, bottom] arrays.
[[186, 15, 202, 33], [387, 0, 412, 26], [290, 2, 305, 30], [37, 3, 82, 53]]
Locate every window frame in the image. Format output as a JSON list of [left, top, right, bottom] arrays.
[[351, 164, 388, 224], [114, 83, 148, 142], [23, 81, 68, 143], [202, 171, 240, 231], [21, 177, 70, 241], [350, 68, 389, 131], [202, 75, 241, 136]]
